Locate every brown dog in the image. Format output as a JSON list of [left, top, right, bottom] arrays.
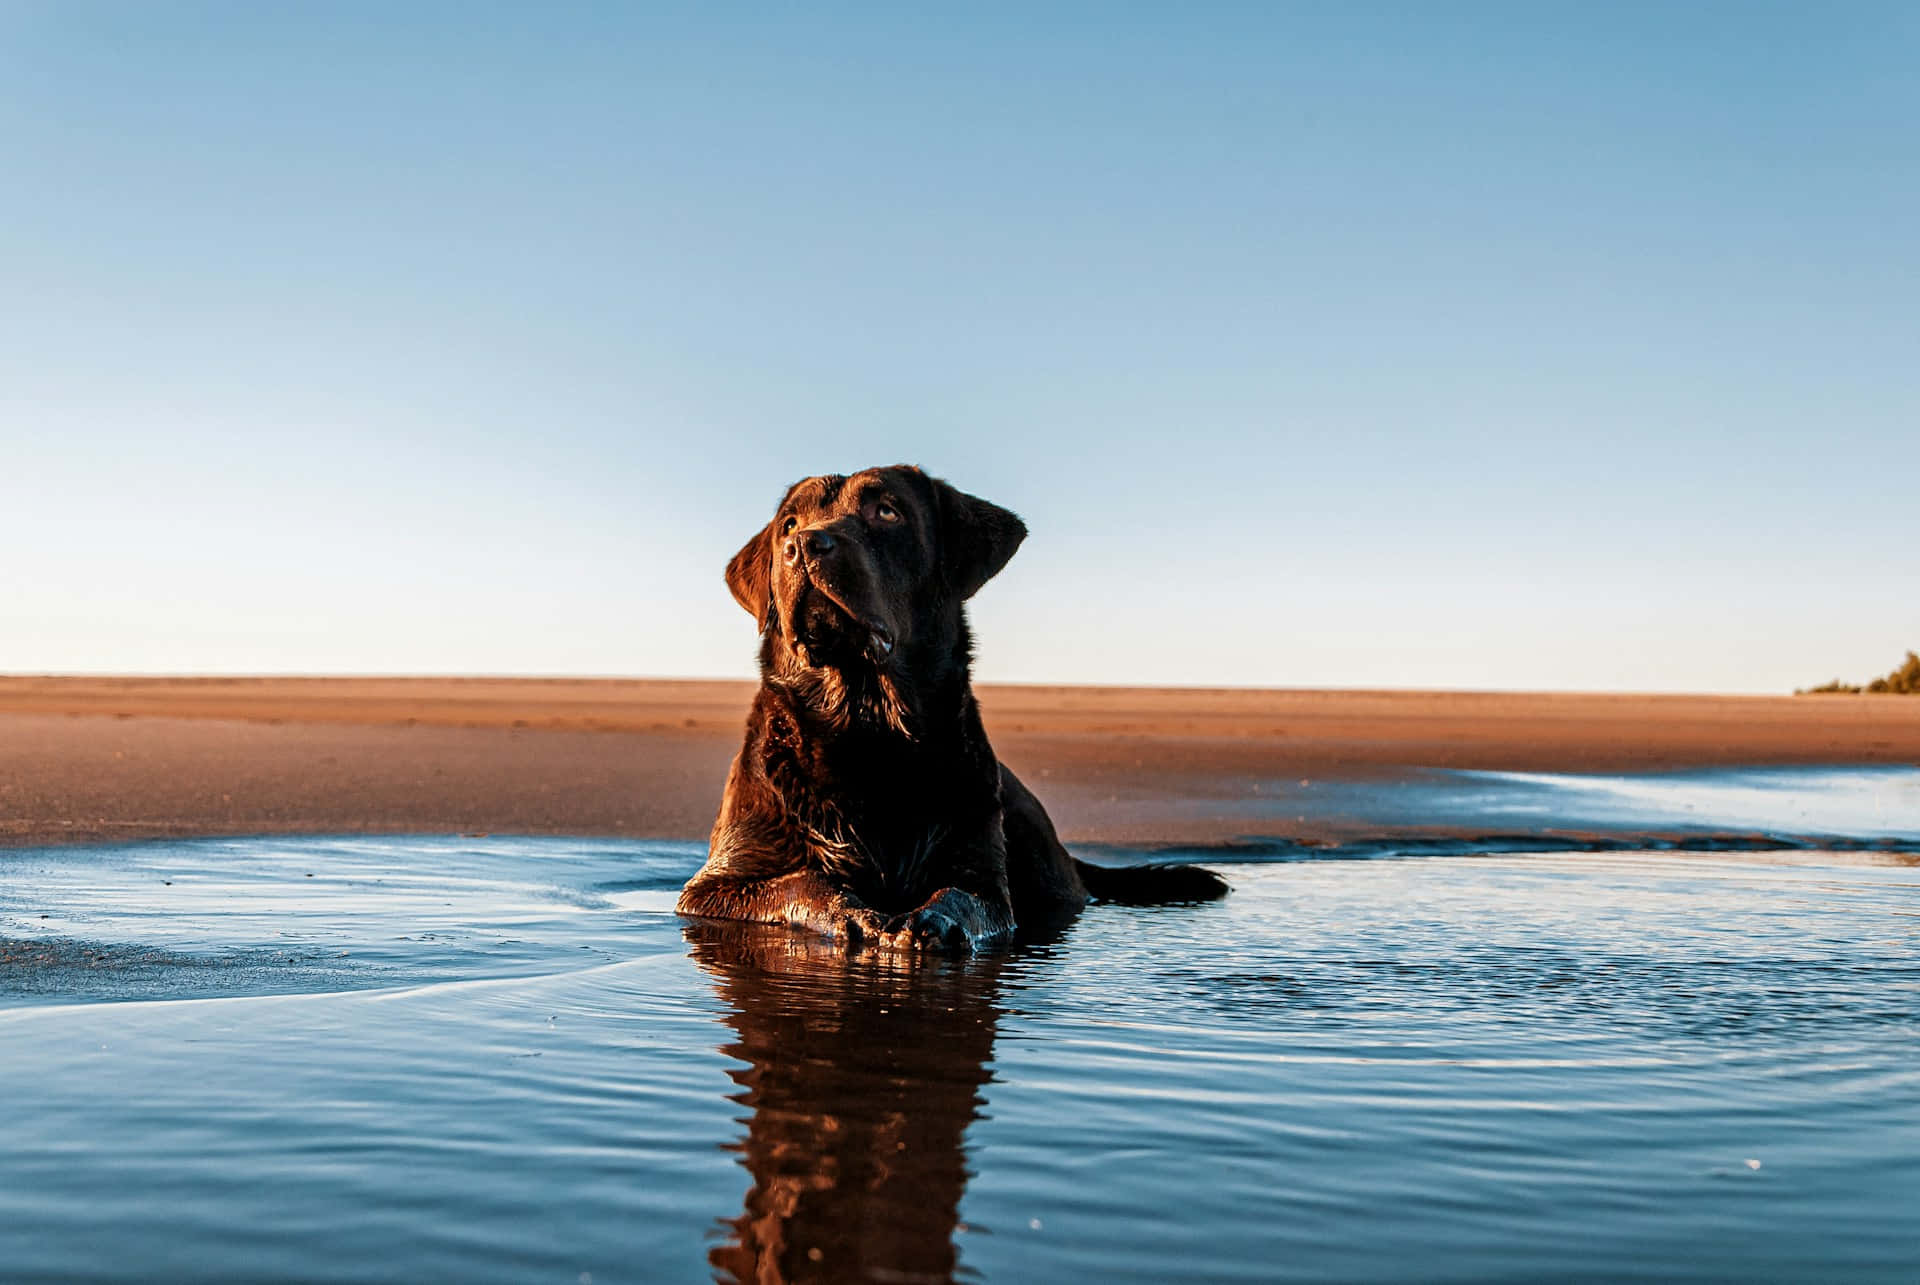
[[676, 465, 1226, 951]]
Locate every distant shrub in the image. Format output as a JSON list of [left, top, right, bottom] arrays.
[[1797, 650, 1920, 696], [1865, 650, 1920, 695]]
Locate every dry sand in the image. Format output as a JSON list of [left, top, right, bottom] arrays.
[[2, 676, 1917, 848]]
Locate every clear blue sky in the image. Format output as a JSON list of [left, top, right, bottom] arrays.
[[2, 2, 1914, 691]]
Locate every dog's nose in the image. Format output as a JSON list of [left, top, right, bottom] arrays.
[[783, 529, 837, 564]]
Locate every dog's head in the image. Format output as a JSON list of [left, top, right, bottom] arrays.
[[725, 465, 1026, 681]]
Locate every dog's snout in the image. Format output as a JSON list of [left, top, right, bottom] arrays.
[[784, 528, 837, 565]]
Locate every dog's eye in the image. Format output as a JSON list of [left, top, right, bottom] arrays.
[[874, 502, 901, 523], [781, 516, 797, 535]]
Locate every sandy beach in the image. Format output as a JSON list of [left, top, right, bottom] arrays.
[[3, 676, 1917, 849]]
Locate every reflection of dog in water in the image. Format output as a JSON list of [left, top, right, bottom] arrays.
[[687, 919, 1010, 1284], [679, 465, 1227, 953]]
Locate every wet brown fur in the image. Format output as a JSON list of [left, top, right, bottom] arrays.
[[676, 464, 1226, 951]]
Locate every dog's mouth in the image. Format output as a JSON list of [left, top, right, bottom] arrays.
[[791, 583, 896, 668]]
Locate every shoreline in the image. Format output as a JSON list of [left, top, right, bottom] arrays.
[[3, 677, 1917, 850]]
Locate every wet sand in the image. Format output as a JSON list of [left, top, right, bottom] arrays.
[[2, 676, 1917, 847]]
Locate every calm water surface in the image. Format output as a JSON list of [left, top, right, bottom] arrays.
[[3, 768, 1919, 1282]]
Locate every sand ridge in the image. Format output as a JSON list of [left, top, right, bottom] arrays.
[[1, 677, 1916, 848]]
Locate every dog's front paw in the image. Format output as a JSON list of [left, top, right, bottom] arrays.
[[882, 903, 970, 952], [782, 898, 889, 948], [827, 905, 892, 947], [879, 889, 1007, 953]]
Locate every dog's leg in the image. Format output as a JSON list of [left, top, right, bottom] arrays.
[[677, 869, 892, 945]]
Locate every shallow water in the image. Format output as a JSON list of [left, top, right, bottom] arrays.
[[4, 769, 1920, 1282], [1315, 765, 1920, 842]]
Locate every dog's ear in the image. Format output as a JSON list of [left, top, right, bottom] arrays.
[[725, 519, 777, 624], [932, 477, 1027, 600]]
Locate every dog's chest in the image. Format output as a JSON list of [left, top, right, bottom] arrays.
[[809, 808, 948, 900], [770, 703, 995, 904]]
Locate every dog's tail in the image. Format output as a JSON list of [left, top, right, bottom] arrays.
[[1072, 858, 1230, 905]]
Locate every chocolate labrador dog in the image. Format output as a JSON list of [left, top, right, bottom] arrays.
[[676, 464, 1226, 952]]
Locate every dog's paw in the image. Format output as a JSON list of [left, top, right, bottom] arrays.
[[879, 889, 1010, 953], [881, 903, 971, 952], [825, 906, 892, 947]]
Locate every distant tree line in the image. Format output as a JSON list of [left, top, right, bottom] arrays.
[[1798, 650, 1920, 695]]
